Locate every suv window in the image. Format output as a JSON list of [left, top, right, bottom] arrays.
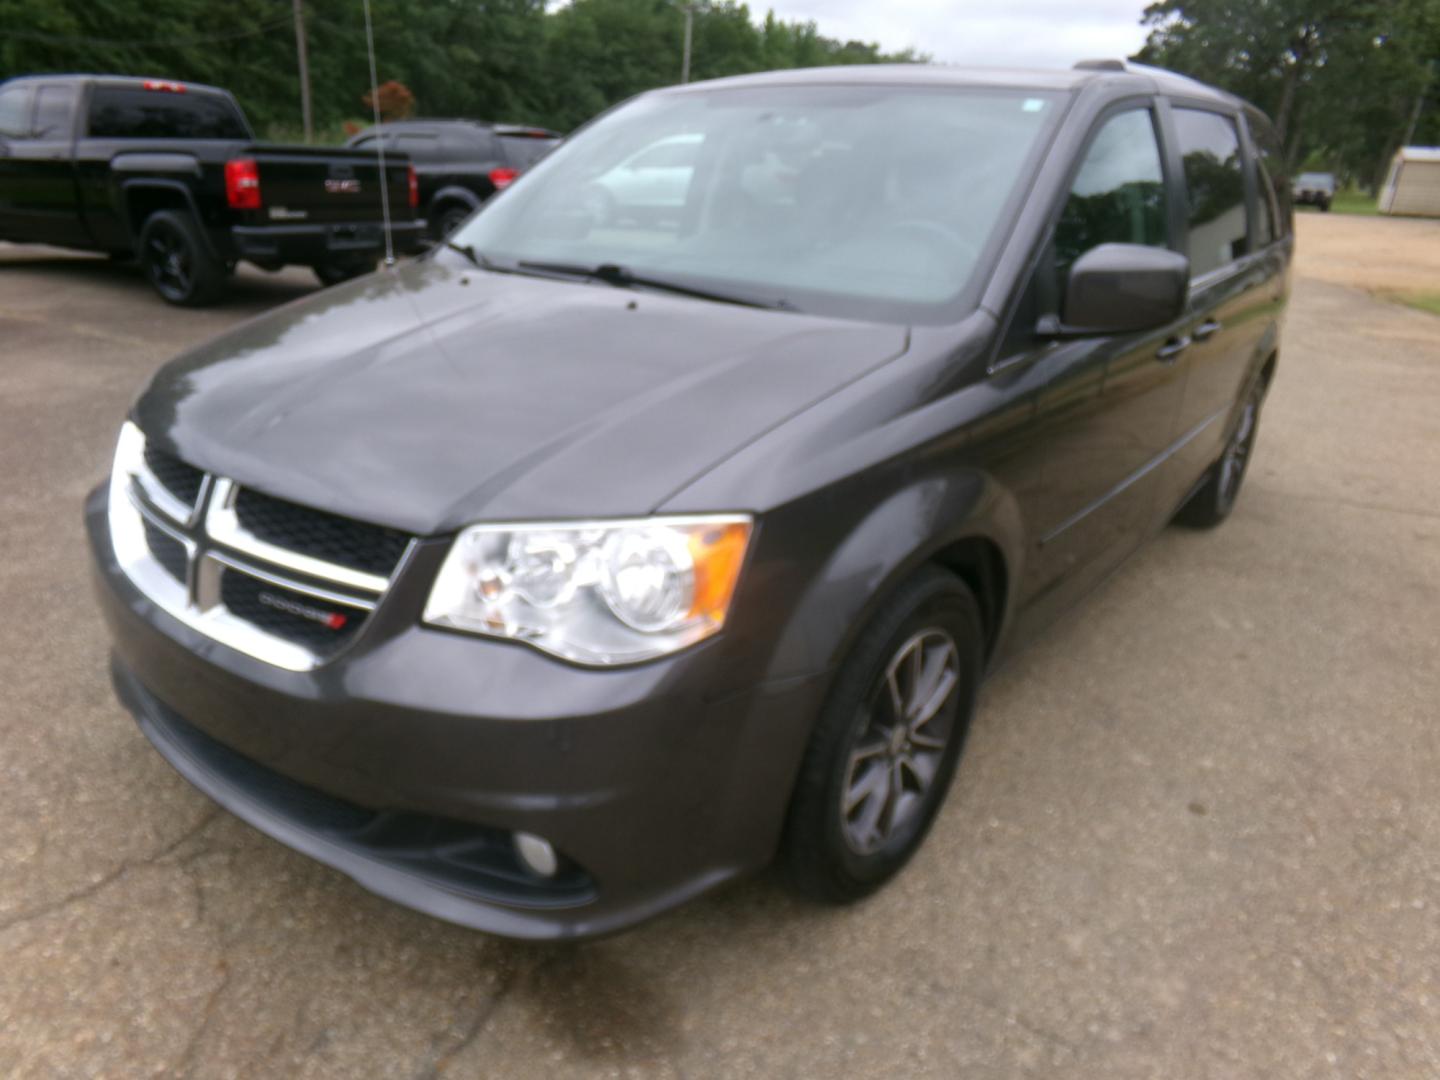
[[32, 85, 76, 139], [396, 133, 440, 163], [0, 85, 34, 138], [499, 134, 558, 169], [1054, 108, 1168, 279], [1173, 108, 1248, 276], [87, 87, 249, 140]]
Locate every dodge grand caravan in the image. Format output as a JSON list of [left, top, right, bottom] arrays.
[[88, 62, 1291, 940]]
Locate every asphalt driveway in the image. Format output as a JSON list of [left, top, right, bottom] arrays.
[[2, 217, 1438, 1078]]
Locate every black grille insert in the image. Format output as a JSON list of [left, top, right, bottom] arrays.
[[220, 570, 367, 656], [233, 488, 410, 578], [143, 444, 205, 510], [142, 518, 188, 583]]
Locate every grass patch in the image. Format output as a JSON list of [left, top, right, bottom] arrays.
[[1330, 190, 1380, 215], [1377, 290, 1440, 317]]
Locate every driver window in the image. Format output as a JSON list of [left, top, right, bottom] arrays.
[[1053, 108, 1168, 282]]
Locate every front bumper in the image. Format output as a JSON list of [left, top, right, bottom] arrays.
[[86, 485, 826, 940], [230, 220, 426, 264]]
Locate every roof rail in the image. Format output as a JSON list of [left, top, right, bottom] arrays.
[[1073, 59, 1127, 72]]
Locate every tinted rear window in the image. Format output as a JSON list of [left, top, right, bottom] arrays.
[[500, 134, 559, 169], [87, 87, 249, 140], [1173, 108, 1248, 277]]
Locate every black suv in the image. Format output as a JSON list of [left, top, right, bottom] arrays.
[[90, 62, 1291, 939], [346, 119, 559, 240]]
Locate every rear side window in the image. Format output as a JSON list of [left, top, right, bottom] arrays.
[[500, 134, 558, 169], [396, 133, 440, 163], [32, 85, 77, 138], [1054, 108, 1168, 274], [0, 85, 34, 137], [87, 87, 249, 140], [1173, 108, 1248, 276], [1250, 114, 1292, 234]]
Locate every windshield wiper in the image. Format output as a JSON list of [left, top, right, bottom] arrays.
[[441, 240, 493, 270], [516, 260, 794, 311]]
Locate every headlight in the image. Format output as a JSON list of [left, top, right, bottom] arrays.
[[423, 516, 752, 665]]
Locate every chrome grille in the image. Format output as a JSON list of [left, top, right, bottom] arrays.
[[143, 444, 205, 510], [108, 422, 412, 671]]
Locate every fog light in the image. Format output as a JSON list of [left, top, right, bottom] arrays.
[[514, 831, 558, 878]]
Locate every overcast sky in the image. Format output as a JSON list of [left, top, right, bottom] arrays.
[[764, 0, 1154, 70]]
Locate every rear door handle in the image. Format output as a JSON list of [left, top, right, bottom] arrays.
[[1156, 336, 1191, 362], [1192, 319, 1223, 341]]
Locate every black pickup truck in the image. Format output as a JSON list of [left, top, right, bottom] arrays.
[[0, 74, 422, 304]]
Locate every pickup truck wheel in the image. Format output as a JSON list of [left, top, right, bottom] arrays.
[[139, 210, 225, 306], [431, 204, 472, 241], [1176, 382, 1264, 528], [781, 567, 983, 903], [313, 258, 377, 288]]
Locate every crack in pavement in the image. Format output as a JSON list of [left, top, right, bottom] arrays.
[[410, 958, 528, 1080], [172, 958, 232, 1080], [0, 808, 221, 934]]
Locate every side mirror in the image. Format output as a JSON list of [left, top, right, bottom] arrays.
[[1041, 243, 1189, 337]]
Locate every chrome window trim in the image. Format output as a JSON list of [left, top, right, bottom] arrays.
[[204, 478, 394, 595]]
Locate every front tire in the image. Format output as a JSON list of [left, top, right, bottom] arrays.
[[138, 210, 226, 306], [1176, 381, 1265, 528], [781, 567, 984, 903]]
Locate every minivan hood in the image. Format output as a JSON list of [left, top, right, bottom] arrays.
[[135, 259, 908, 535]]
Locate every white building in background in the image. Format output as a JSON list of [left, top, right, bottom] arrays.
[[1379, 147, 1440, 217]]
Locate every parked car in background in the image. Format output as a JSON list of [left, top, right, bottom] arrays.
[[1294, 171, 1336, 211], [346, 119, 560, 240], [91, 61, 1291, 940], [0, 74, 422, 304], [584, 132, 703, 224]]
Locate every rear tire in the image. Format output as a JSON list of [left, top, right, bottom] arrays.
[[1176, 380, 1265, 529], [430, 203, 473, 242], [781, 567, 983, 903], [138, 210, 226, 306], [313, 257, 377, 288]]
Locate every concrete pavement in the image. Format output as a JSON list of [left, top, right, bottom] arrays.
[[1, 219, 1438, 1078]]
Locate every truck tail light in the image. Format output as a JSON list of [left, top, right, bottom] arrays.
[[142, 79, 186, 93], [407, 164, 419, 209], [225, 158, 261, 210], [489, 167, 518, 191]]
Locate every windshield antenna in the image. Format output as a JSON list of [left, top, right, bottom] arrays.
[[361, 0, 396, 268]]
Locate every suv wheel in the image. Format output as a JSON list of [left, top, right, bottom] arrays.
[[432, 204, 472, 241], [313, 257, 377, 288], [1177, 381, 1264, 528], [138, 210, 226, 306], [782, 567, 983, 902]]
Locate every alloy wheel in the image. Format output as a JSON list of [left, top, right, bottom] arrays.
[[145, 222, 193, 300], [841, 628, 961, 856], [1219, 397, 1258, 504]]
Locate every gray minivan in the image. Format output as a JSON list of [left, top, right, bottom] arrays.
[[90, 61, 1291, 940]]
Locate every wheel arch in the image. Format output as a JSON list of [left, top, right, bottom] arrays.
[[758, 469, 1026, 689], [120, 180, 220, 261]]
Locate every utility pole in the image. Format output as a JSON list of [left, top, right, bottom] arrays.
[[1400, 60, 1435, 149], [680, 4, 694, 84], [293, 0, 314, 143]]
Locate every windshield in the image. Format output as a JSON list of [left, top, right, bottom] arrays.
[[452, 84, 1063, 323], [1297, 172, 1335, 191]]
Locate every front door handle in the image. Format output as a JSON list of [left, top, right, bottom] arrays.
[[1156, 336, 1191, 363], [1193, 319, 1223, 341]]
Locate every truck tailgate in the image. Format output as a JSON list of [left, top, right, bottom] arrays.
[[249, 145, 412, 225]]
